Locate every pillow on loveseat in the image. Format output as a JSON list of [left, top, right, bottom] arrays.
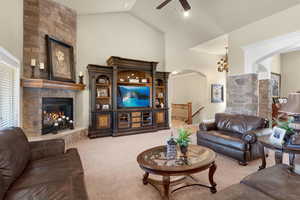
[[0, 127, 30, 194]]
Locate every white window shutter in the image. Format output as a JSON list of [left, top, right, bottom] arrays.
[[0, 64, 17, 128]]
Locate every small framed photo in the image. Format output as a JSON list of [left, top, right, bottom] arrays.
[[211, 84, 224, 103], [97, 88, 108, 97], [269, 126, 287, 146], [102, 104, 110, 110]]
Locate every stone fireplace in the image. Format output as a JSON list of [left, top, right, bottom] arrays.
[[22, 81, 87, 146], [22, 87, 78, 137], [42, 97, 74, 135], [21, 0, 87, 145]]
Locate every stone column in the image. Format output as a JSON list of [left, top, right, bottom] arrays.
[[226, 73, 259, 116]]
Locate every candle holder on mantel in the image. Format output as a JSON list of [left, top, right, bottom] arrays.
[[39, 63, 45, 75], [30, 59, 37, 79], [31, 65, 35, 79], [79, 75, 84, 85]]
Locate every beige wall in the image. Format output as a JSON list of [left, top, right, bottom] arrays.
[[281, 51, 300, 97], [170, 73, 207, 124], [0, 0, 23, 60], [270, 54, 281, 74], [228, 4, 300, 75], [76, 12, 165, 127], [77, 13, 165, 70], [165, 34, 227, 121]]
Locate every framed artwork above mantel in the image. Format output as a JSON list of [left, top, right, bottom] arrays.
[[46, 35, 75, 83]]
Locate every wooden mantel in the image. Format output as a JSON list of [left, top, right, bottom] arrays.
[[21, 78, 86, 91]]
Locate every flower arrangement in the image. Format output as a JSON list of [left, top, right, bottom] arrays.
[[176, 128, 192, 156], [176, 128, 192, 147]]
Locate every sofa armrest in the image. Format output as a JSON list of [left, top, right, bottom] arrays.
[[199, 122, 217, 131], [242, 128, 273, 144], [29, 139, 65, 161]]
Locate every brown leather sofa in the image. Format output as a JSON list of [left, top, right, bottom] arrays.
[[0, 127, 89, 200], [197, 113, 269, 165], [201, 164, 300, 200]]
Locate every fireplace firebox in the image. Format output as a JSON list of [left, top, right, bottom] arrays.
[[42, 98, 74, 135]]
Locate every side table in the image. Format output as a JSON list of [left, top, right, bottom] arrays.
[[258, 135, 300, 170]]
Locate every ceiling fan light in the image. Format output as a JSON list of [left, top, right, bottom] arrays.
[[183, 11, 190, 17]]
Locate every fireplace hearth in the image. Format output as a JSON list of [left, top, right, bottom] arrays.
[[42, 98, 74, 135]]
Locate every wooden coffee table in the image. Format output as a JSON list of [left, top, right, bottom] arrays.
[[137, 145, 217, 200]]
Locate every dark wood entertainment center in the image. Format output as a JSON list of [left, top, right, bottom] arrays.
[[88, 57, 170, 138]]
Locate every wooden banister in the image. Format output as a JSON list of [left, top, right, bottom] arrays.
[[187, 102, 192, 125], [191, 106, 205, 119], [172, 103, 204, 125], [171, 102, 192, 124]]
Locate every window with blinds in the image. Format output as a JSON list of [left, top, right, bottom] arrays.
[[0, 64, 18, 128]]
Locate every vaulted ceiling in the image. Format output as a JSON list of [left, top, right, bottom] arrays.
[[54, 0, 137, 14], [131, 0, 300, 46], [55, 0, 300, 47]]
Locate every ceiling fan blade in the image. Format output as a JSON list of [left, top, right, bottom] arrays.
[[156, 0, 173, 9], [179, 0, 191, 11]]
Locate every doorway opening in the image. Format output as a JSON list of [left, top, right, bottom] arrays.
[[169, 70, 206, 130]]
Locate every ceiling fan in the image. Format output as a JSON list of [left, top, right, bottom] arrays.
[[156, 0, 191, 11]]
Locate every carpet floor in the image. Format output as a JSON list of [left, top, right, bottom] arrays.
[[72, 129, 284, 200]]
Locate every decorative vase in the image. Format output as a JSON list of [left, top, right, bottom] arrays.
[[166, 136, 177, 160], [180, 145, 188, 157]]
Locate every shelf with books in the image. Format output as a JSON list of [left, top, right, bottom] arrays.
[[155, 78, 166, 109], [95, 75, 112, 111]]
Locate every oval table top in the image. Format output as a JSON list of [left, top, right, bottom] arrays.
[[137, 145, 216, 176]]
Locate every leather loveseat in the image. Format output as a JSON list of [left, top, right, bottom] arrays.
[[201, 164, 300, 200], [197, 113, 269, 165], [0, 127, 89, 200]]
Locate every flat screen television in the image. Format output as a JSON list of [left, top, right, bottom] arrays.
[[117, 86, 150, 108]]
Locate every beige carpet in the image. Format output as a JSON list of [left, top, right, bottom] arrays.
[[71, 129, 285, 200]]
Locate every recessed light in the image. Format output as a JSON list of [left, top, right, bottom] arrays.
[[183, 11, 190, 18], [124, 2, 129, 9]]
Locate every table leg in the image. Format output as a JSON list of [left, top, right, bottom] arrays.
[[289, 153, 296, 167], [143, 172, 149, 185], [275, 151, 283, 164], [259, 144, 266, 170], [162, 176, 170, 200], [209, 163, 217, 193]]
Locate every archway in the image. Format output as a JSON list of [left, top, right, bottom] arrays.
[[241, 31, 300, 121], [243, 31, 300, 79], [169, 70, 208, 127]]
